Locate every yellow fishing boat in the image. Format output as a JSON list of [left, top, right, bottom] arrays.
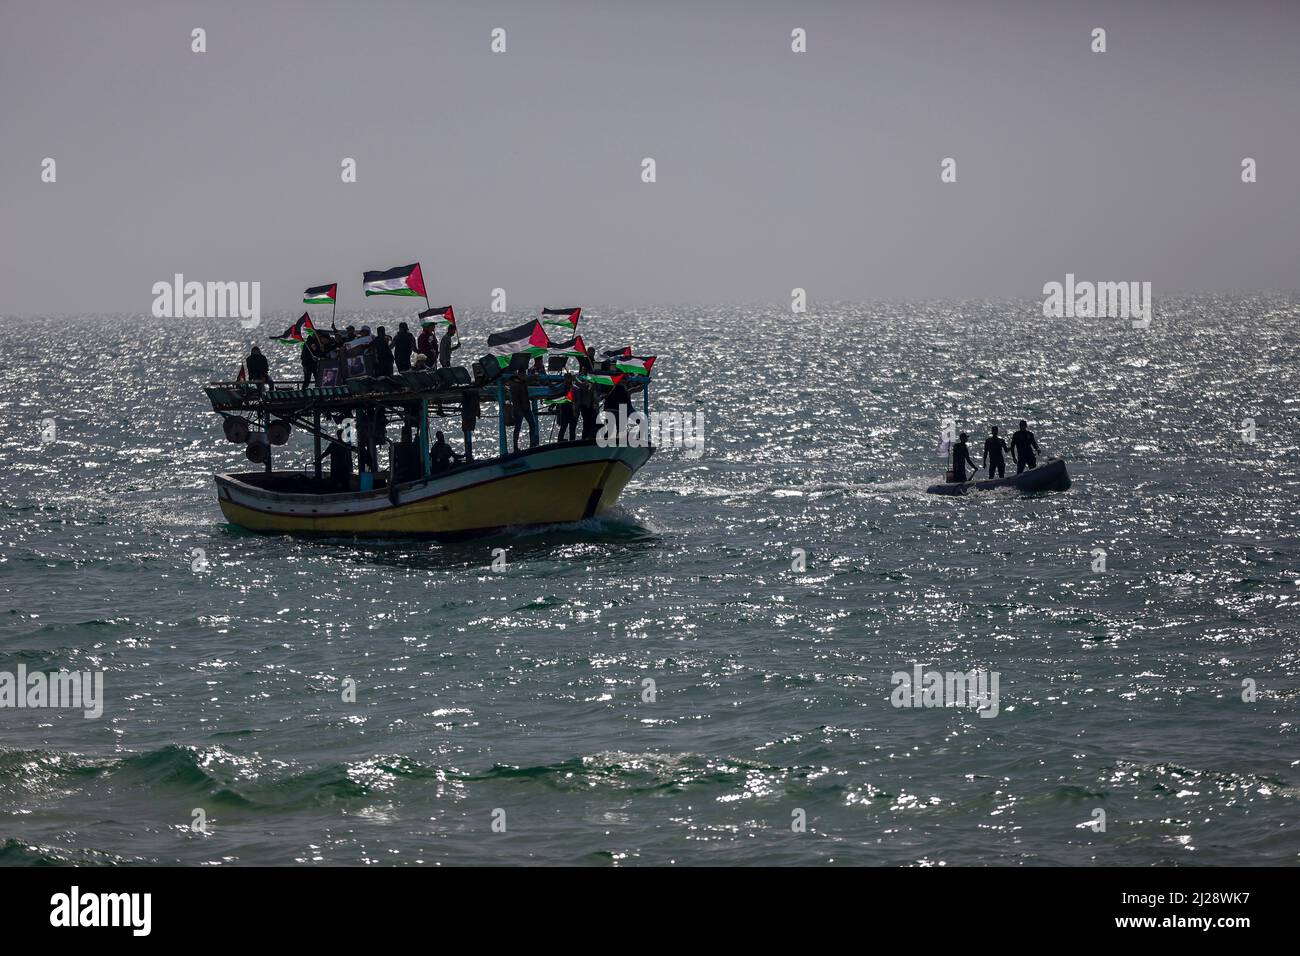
[[205, 351, 654, 540]]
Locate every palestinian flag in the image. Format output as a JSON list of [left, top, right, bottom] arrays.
[[271, 313, 316, 345], [550, 334, 587, 358], [363, 262, 426, 298], [543, 388, 575, 406], [615, 354, 656, 375], [486, 319, 550, 367], [580, 372, 626, 387], [419, 305, 456, 330], [303, 283, 337, 305], [541, 307, 581, 331]]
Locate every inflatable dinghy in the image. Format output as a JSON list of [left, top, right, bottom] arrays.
[[926, 457, 1071, 496]]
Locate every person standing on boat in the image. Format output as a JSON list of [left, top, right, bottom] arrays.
[[373, 326, 395, 377], [578, 345, 595, 376], [460, 388, 479, 461], [509, 372, 537, 451], [300, 336, 320, 389], [417, 325, 438, 366], [555, 373, 578, 442], [246, 345, 271, 386], [438, 328, 460, 368], [982, 426, 1009, 479], [951, 432, 977, 482], [577, 379, 598, 439], [393, 322, 416, 372], [1009, 420, 1041, 474], [603, 378, 634, 422]]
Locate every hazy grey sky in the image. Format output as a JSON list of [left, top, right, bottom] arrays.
[[2, 0, 1297, 313]]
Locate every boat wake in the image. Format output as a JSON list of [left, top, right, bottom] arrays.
[[497, 507, 658, 541]]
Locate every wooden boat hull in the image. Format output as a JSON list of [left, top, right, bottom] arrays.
[[215, 441, 653, 538], [926, 457, 1071, 496]]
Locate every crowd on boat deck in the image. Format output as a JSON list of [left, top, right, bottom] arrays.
[[278, 321, 463, 387], [241, 327, 640, 475], [948, 421, 1043, 481]]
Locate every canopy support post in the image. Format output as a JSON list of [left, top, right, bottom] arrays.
[[313, 410, 322, 479], [419, 399, 431, 478], [262, 408, 272, 473], [355, 406, 365, 478], [496, 380, 507, 457]]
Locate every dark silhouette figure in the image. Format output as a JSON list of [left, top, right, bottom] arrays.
[[300, 338, 319, 388], [460, 389, 479, 461], [1010, 420, 1041, 474], [430, 430, 458, 474], [983, 426, 1009, 479], [439, 329, 460, 368], [951, 432, 977, 482], [603, 380, 634, 421], [556, 374, 577, 442], [246, 345, 271, 385], [393, 322, 416, 372], [509, 373, 536, 451], [373, 327, 395, 377], [577, 380, 598, 439], [416, 326, 437, 365]]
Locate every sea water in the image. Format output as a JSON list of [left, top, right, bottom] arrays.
[[1, 297, 1297, 865]]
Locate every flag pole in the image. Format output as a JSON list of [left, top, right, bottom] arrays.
[[418, 262, 455, 346]]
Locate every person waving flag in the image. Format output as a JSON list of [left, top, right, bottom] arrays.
[[419, 305, 457, 331], [271, 313, 316, 345]]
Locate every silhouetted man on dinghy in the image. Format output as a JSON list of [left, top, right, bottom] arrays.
[[1009, 420, 1041, 474], [951, 432, 978, 482], [983, 426, 1009, 479]]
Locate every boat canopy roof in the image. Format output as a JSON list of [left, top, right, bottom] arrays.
[[204, 367, 644, 414]]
